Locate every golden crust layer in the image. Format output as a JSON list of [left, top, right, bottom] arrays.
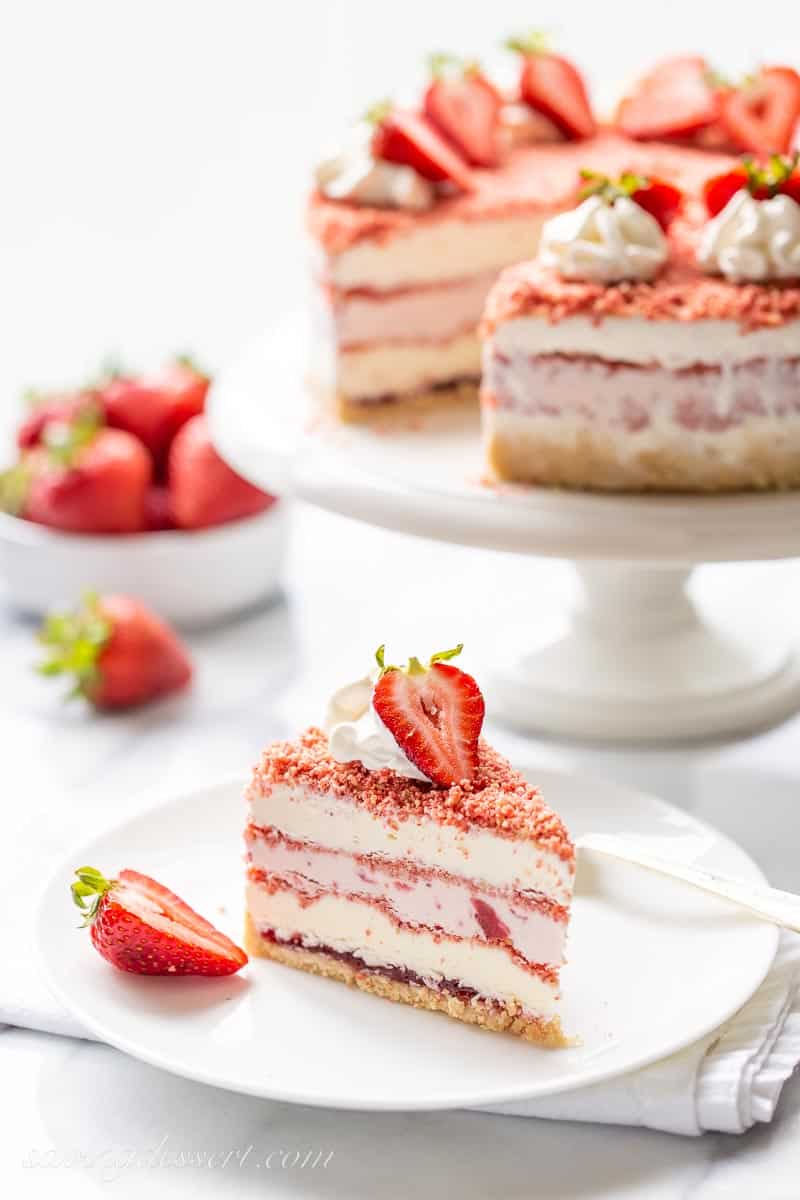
[[244, 914, 567, 1047], [485, 423, 800, 493], [335, 379, 478, 424]]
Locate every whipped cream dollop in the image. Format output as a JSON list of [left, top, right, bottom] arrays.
[[325, 674, 428, 781], [698, 190, 800, 282], [539, 194, 668, 283], [314, 123, 435, 212]]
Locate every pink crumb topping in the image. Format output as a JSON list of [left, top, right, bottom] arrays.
[[249, 727, 574, 863], [482, 207, 800, 335], [309, 132, 734, 257]]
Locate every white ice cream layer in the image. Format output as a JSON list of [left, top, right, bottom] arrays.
[[491, 314, 800, 368], [246, 883, 559, 1014], [246, 783, 573, 902]]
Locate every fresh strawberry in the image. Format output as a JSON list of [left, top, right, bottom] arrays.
[[16, 390, 101, 451], [7, 409, 151, 534], [505, 31, 595, 141], [423, 54, 503, 167], [703, 165, 751, 216], [100, 357, 210, 467], [703, 154, 800, 216], [369, 102, 475, 191], [38, 592, 192, 709], [71, 866, 247, 975], [372, 644, 485, 788], [616, 56, 719, 141], [168, 413, 276, 530], [718, 67, 800, 156], [579, 170, 683, 230]]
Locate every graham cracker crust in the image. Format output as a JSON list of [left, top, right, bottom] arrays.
[[335, 379, 479, 424], [485, 424, 800, 493], [244, 913, 566, 1047]]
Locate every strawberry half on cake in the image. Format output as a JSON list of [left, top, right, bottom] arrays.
[[481, 157, 800, 492], [244, 645, 574, 1044]]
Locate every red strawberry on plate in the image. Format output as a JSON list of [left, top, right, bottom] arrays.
[[423, 53, 503, 167], [100, 356, 210, 468], [38, 592, 193, 709], [168, 413, 276, 530], [616, 55, 719, 141], [71, 866, 247, 975], [579, 170, 684, 230], [718, 67, 800, 156], [703, 154, 800, 216], [505, 31, 596, 141], [372, 643, 485, 788], [369, 102, 475, 191], [6, 408, 152, 534]]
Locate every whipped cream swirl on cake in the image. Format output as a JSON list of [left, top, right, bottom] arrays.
[[325, 674, 428, 781], [699, 190, 800, 282], [314, 124, 435, 211], [539, 194, 668, 283]]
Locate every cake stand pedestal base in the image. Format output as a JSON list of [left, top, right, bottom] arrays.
[[485, 563, 800, 744]]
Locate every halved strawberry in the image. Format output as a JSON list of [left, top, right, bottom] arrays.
[[719, 67, 800, 156], [505, 31, 595, 141], [703, 154, 800, 216], [423, 54, 503, 167], [580, 170, 683, 230], [369, 102, 475, 191], [616, 55, 719, 141], [71, 866, 247, 976], [372, 644, 485, 788]]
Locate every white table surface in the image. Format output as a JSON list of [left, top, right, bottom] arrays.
[[3, 2, 800, 1195]]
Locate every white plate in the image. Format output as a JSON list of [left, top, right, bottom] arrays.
[[0, 503, 288, 628], [208, 319, 800, 564], [37, 767, 777, 1111]]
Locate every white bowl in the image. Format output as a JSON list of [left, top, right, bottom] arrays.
[[0, 503, 289, 628]]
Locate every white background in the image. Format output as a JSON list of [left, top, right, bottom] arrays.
[[2, 2, 800, 1197]]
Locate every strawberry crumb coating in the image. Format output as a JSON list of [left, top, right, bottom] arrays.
[[482, 211, 800, 336], [248, 726, 574, 864]]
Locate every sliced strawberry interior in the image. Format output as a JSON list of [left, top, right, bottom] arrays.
[[116, 870, 247, 965]]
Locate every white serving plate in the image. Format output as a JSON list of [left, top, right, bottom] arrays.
[[0, 502, 288, 628], [37, 767, 777, 1112]]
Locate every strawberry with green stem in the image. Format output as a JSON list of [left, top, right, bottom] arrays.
[[367, 100, 475, 192], [423, 53, 503, 167], [3, 405, 151, 534], [71, 866, 248, 975], [505, 31, 595, 141], [579, 170, 684, 230], [703, 153, 800, 216], [38, 592, 192, 709], [372, 643, 485, 788]]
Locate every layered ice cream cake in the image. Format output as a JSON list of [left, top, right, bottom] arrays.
[[244, 646, 574, 1044]]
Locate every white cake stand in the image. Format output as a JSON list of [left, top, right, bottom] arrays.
[[208, 319, 800, 744]]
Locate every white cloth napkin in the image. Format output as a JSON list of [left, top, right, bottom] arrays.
[[4, 930, 798, 1136], [478, 933, 800, 1135]]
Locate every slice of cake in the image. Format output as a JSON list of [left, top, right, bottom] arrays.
[[308, 38, 734, 422], [481, 157, 800, 492], [244, 645, 574, 1044]]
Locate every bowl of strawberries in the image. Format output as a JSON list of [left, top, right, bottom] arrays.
[[0, 357, 287, 627]]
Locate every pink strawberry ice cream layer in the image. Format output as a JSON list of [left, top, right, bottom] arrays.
[[327, 270, 501, 349], [246, 826, 567, 967], [484, 352, 800, 432]]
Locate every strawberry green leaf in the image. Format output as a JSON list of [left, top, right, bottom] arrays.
[[42, 401, 103, 468], [70, 865, 114, 926], [504, 30, 549, 57], [37, 592, 112, 701], [0, 463, 31, 516]]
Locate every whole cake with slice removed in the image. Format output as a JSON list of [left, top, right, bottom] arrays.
[[243, 645, 574, 1045]]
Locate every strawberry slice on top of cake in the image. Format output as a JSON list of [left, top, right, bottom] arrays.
[[244, 645, 574, 1045]]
